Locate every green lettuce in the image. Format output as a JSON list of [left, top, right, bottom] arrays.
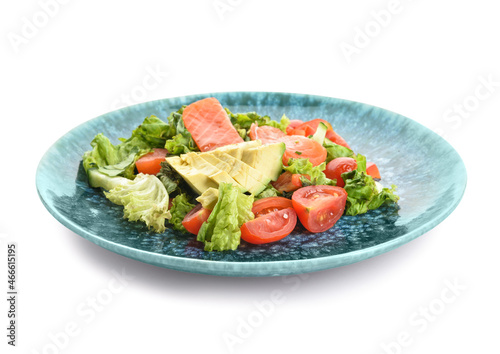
[[228, 110, 290, 133], [255, 184, 280, 200], [164, 109, 199, 154], [324, 138, 355, 162], [104, 173, 171, 233], [284, 158, 335, 186], [197, 183, 254, 251], [82, 133, 151, 188], [342, 169, 399, 216], [168, 194, 195, 232], [125, 115, 172, 148]]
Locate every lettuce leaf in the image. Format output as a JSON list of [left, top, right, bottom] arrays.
[[164, 109, 199, 154], [228, 110, 290, 133], [168, 193, 195, 232], [104, 173, 171, 233], [324, 138, 355, 162], [342, 169, 399, 216], [255, 184, 280, 200], [197, 183, 254, 251], [82, 133, 151, 184], [125, 115, 172, 148], [284, 158, 335, 186]]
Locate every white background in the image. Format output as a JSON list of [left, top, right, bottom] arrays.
[[1, 0, 499, 353]]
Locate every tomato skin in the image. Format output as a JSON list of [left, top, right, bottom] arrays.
[[366, 162, 381, 179], [292, 185, 347, 233], [281, 135, 327, 166], [249, 123, 286, 144], [326, 130, 350, 149], [271, 172, 302, 193], [252, 197, 293, 217], [289, 119, 351, 149], [182, 204, 212, 235], [286, 120, 304, 135], [324, 157, 358, 188], [241, 208, 297, 244], [135, 148, 168, 175]]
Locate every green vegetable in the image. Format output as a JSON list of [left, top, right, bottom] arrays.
[[324, 138, 355, 162], [104, 173, 171, 233], [342, 168, 399, 216], [82, 133, 151, 187], [228, 110, 290, 133], [156, 160, 185, 194], [164, 109, 199, 155], [168, 194, 195, 232], [312, 122, 328, 145], [354, 153, 367, 172], [284, 158, 335, 186], [125, 115, 172, 148], [197, 183, 254, 251], [255, 184, 280, 200]]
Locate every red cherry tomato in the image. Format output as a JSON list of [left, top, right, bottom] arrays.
[[252, 197, 293, 217], [241, 208, 297, 244], [289, 119, 351, 149], [281, 135, 327, 166], [271, 172, 303, 193], [366, 162, 381, 179], [182, 204, 211, 235], [135, 148, 168, 175], [324, 157, 358, 188], [292, 185, 347, 233]]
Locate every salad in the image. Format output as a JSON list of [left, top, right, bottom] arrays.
[[82, 97, 399, 251]]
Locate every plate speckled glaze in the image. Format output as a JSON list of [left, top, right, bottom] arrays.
[[36, 92, 466, 276]]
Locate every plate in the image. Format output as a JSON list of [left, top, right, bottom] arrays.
[[36, 92, 467, 276]]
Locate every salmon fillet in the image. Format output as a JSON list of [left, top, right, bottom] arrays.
[[182, 97, 244, 152]]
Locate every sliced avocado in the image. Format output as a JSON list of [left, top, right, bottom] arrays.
[[196, 187, 219, 210], [209, 151, 270, 195], [241, 142, 285, 181], [182, 153, 246, 192], [165, 156, 217, 195], [211, 140, 262, 160]]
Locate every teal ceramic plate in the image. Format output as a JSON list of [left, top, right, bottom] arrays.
[[36, 92, 466, 277]]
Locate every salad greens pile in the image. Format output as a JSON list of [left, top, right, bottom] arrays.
[[82, 101, 399, 252], [284, 158, 335, 187], [342, 154, 399, 216]]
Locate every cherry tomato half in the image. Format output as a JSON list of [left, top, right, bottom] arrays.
[[366, 162, 381, 179], [182, 204, 211, 235], [324, 157, 358, 188], [271, 172, 303, 193], [135, 148, 168, 175], [281, 135, 327, 166], [241, 207, 297, 244], [288, 119, 351, 149], [292, 185, 347, 233], [252, 197, 293, 217]]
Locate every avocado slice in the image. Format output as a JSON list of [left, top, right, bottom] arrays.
[[196, 187, 219, 210], [181, 153, 246, 193], [211, 140, 262, 160], [165, 156, 218, 195], [241, 142, 285, 181], [209, 151, 270, 195]]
